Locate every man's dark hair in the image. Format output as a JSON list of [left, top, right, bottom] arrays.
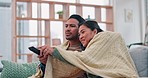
[[68, 14, 85, 26]]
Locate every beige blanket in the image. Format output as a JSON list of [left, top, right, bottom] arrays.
[[45, 31, 139, 78]]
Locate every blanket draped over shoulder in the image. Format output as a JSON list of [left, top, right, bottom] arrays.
[[44, 41, 85, 78], [44, 31, 138, 78]]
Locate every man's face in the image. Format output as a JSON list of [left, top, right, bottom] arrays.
[[65, 18, 79, 40]]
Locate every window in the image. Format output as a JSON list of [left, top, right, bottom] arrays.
[[12, 0, 113, 62]]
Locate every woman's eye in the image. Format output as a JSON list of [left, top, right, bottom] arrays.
[[81, 31, 85, 34], [65, 24, 68, 28]]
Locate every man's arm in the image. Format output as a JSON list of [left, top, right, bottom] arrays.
[[38, 63, 46, 77]]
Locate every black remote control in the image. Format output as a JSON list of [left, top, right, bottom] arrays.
[[28, 46, 40, 55]]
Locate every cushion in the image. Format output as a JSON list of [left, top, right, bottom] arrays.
[[1, 60, 39, 78], [129, 46, 148, 77]]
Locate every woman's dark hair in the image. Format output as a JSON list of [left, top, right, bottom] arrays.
[[79, 20, 103, 33]]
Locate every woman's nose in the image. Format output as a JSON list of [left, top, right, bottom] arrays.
[[79, 35, 83, 40]]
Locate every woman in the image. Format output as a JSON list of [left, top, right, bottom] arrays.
[[45, 21, 139, 78]]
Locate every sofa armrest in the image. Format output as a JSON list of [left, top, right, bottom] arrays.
[[129, 46, 148, 77]]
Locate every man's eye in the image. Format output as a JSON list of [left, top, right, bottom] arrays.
[[70, 24, 76, 27]]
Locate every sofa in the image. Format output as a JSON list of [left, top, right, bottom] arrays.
[[0, 46, 148, 78], [0, 68, 2, 78], [129, 46, 148, 77]]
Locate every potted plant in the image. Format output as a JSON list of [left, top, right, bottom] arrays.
[[56, 10, 63, 19]]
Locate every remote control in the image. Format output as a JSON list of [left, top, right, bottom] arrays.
[[28, 46, 40, 55]]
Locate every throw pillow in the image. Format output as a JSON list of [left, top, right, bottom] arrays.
[[1, 60, 39, 78]]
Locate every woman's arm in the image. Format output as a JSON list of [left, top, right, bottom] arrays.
[[52, 48, 72, 65]]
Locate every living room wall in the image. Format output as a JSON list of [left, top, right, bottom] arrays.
[[113, 0, 146, 45], [0, 7, 11, 67]]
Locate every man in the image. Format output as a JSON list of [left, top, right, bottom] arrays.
[[38, 14, 87, 78]]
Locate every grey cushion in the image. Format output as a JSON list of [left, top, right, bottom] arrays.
[[129, 46, 148, 77]]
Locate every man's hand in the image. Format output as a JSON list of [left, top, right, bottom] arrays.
[[37, 45, 54, 64]]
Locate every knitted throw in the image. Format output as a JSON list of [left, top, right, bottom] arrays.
[[45, 31, 139, 78], [44, 41, 85, 78]]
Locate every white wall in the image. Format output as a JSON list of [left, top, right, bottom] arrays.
[[113, 0, 146, 45], [0, 7, 11, 67], [0, 0, 11, 3]]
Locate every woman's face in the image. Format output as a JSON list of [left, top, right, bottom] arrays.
[[79, 25, 97, 47]]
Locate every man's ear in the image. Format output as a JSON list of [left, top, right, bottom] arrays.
[[93, 29, 97, 34]]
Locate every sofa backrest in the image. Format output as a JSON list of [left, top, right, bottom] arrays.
[[129, 46, 148, 77]]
